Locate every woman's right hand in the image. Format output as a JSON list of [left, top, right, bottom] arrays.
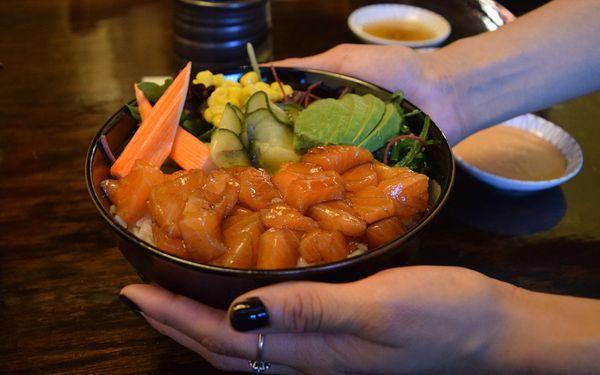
[[273, 44, 466, 145]]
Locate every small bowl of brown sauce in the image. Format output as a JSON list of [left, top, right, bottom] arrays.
[[348, 4, 451, 48], [453, 114, 583, 192]]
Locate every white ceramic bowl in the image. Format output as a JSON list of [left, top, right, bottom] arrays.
[[453, 114, 583, 192], [348, 4, 451, 47]]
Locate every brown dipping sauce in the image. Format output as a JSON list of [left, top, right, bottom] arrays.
[[363, 20, 436, 42], [453, 125, 567, 181]]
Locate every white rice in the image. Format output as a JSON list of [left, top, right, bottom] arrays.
[[348, 242, 368, 257], [113, 214, 127, 228], [130, 215, 155, 245]]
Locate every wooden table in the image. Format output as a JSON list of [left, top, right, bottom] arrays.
[[1, 0, 598, 373]]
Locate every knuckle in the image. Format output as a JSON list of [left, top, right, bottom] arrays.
[[282, 287, 325, 333]]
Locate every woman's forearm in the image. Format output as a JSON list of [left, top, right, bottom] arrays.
[[429, 0, 600, 141], [492, 287, 600, 374]]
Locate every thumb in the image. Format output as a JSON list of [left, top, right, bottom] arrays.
[[269, 49, 341, 72], [228, 281, 364, 334]]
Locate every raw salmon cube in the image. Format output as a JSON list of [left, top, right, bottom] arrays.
[[378, 172, 429, 219], [224, 166, 249, 180], [272, 162, 323, 195], [301, 145, 373, 173], [148, 169, 205, 238], [299, 229, 349, 264], [217, 211, 264, 268], [102, 159, 165, 227], [151, 223, 188, 259], [260, 203, 318, 231], [238, 167, 283, 211], [200, 169, 240, 218], [283, 169, 345, 212], [256, 228, 301, 269], [229, 205, 253, 217], [307, 201, 366, 237], [341, 163, 378, 193], [365, 217, 407, 248], [347, 186, 395, 224], [372, 162, 414, 181], [178, 193, 228, 263], [212, 236, 254, 269]]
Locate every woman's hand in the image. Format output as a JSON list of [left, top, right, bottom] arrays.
[[272, 44, 465, 145], [120, 266, 523, 374]]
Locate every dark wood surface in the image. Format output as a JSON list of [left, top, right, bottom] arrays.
[[1, 0, 598, 373]]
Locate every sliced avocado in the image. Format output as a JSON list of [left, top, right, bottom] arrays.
[[334, 94, 369, 145], [349, 94, 386, 144], [358, 102, 402, 152], [293, 98, 348, 151]]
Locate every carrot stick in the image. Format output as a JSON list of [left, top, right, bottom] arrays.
[[134, 83, 153, 119], [111, 62, 191, 178], [134, 79, 216, 172], [171, 128, 216, 171]]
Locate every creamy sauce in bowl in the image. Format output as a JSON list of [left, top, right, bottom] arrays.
[[453, 125, 567, 181]]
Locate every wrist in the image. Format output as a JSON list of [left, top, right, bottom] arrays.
[[412, 47, 469, 145], [486, 286, 600, 374]]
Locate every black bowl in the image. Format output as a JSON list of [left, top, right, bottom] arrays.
[[86, 67, 455, 308]]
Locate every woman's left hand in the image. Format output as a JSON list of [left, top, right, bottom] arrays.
[[120, 266, 528, 374]]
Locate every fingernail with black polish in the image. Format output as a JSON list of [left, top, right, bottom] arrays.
[[119, 294, 142, 313], [229, 297, 269, 332]]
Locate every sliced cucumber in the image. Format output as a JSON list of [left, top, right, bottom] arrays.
[[232, 105, 244, 122], [245, 91, 292, 125], [210, 129, 251, 168], [253, 142, 301, 173], [281, 103, 304, 124], [245, 109, 277, 144], [244, 108, 300, 172], [217, 103, 242, 135], [240, 108, 273, 150]]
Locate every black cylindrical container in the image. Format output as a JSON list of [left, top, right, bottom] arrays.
[[174, 0, 272, 70]]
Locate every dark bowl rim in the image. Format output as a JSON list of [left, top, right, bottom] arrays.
[[85, 67, 455, 279], [176, 0, 267, 10]]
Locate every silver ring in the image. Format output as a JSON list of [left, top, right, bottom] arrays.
[[248, 333, 271, 373]]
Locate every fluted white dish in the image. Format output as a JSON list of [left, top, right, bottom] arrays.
[[348, 4, 451, 47], [453, 114, 583, 192]]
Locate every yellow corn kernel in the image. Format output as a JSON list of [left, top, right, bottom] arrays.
[[226, 91, 241, 107], [213, 114, 222, 126], [270, 82, 291, 100], [208, 87, 228, 105], [193, 70, 214, 87], [238, 91, 249, 106], [203, 107, 214, 122], [211, 103, 225, 115], [222, 80, 241, 88], [240, 71, 259, 87], [267, 88, 283, 102], [242, 85, 259, 98], [253, 81, 270, 91], [213, 73, 225, 87], [283, 84, 293, 96]]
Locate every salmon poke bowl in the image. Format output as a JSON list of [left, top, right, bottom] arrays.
[[86, 63, 454, 307]]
